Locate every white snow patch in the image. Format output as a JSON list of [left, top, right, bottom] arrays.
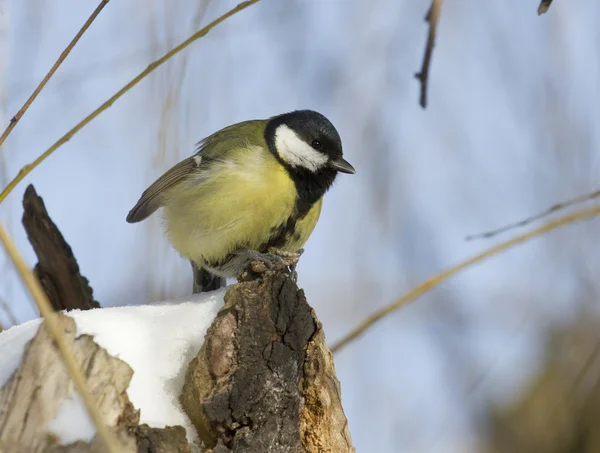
[[48, 392, 95, 443], [0, 288, 226, 449]]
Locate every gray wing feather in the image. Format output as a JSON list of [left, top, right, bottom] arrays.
[[126, 156, 198, 223], [127, 119, 265, 224]]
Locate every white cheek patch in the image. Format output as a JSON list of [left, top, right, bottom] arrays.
[[274, 124, 328, 172]]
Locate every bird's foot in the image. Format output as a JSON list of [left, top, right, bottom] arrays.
[[236, 248, 304, 282]]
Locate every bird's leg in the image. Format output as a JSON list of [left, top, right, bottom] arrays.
[[276, 248, 304, 281], [236, 249, 286, 269], [190, 260, 226, 294], [267, 247, 303, 268], [234, 248, 304, 281]]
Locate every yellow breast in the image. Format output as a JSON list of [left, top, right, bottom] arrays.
[[161, 146, 307, 265]]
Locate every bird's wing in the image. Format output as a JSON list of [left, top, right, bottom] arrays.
[[126, 119, 268, 224], [126, 156, 200, 223]]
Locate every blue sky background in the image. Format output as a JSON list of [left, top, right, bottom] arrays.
[[1, 1, 600, 451]]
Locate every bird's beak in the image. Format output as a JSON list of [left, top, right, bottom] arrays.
[[329, 157, 356, 174]]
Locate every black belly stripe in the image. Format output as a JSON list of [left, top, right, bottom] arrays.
[[205, 198, 316, 270], [261, 198, 314, 251], [263, 217, 296, 250]]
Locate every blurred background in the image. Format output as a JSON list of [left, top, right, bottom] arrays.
[[2, 0, 600, 451]]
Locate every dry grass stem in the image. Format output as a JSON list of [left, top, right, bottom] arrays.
[[0, 221, 122, 453], [330, 203, 600, 353], [0, 0, 111, 149], [0, 0, 260, 205]]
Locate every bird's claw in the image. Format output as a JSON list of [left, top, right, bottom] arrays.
[[266, 248, 302, 267], [236, 248, 303, 281]]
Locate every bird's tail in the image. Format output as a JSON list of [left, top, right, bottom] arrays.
[[191, 261, 226, 294]]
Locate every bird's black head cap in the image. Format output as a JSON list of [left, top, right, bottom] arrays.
[[265, 110, 355, 211]]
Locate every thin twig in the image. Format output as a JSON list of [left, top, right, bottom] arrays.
[[0, 294, 18, 326], [466, 188, 600, 240], [330, 204, 600, 353], [0, 0, 110, 149], [0, 0, 260, 205], [414, 0, 443, 108], [0, 222, 122, 453], [538, 0, 554, 15]]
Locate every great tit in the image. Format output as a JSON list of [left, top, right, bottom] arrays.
[[126, 109, 355, 293]]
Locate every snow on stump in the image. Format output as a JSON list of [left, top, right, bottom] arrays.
[[0, 259, 353, 452], [0, 312, 190, 453], [180, 266, 355, 453], [0, 312, 134, 452]]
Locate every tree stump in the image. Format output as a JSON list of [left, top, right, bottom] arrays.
[[180, 266, 354, 453]]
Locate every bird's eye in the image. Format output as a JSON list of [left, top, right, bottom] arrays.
[[311, 139, 322, 150]]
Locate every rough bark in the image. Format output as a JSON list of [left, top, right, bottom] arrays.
[[22, 184, 100, 312], [0, 313, 191, 453], [133, 424, 191, 453], [180, 264, 354, 453]]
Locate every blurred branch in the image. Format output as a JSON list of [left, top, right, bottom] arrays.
[[485, 313, 600, 453], [0, 0, 110, 149], [330, 203, 600, 353], [22, 184, 100, 311], [0, 221, 121, 453], [538, 0, 554, 15], [0, 295, 18, 326], [0, 0, 260, 205], [466, 188, 600, 240], [415, 0, 443, 108]]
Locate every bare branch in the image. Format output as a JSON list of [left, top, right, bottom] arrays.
[[330, 203, 600, 354], [0, 0, 261, 205], [0, 0, 111, 149], [466, 188, 600, 240], [415, 0, 443, 108], [538, 0, 554, 15]]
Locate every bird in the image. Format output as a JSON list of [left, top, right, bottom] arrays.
[[126, 109, 355, 293]]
